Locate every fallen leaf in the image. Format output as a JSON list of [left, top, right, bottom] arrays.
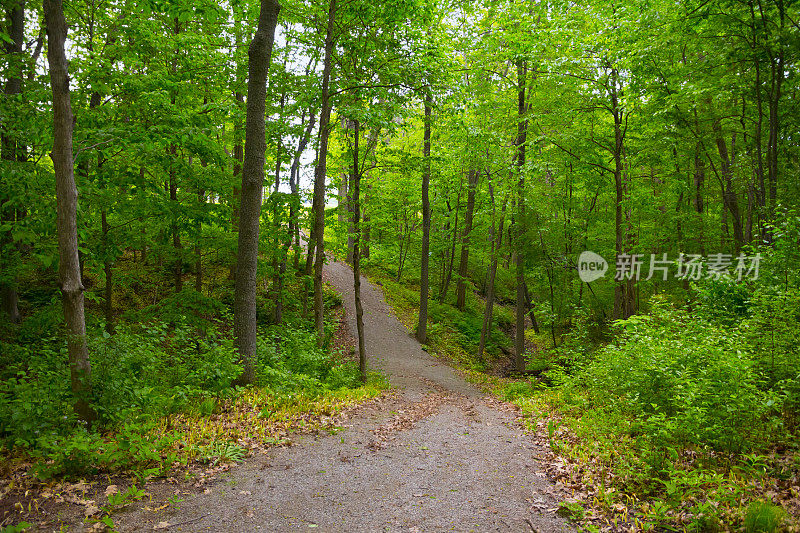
[[84, 503, 100, 517], [104, 485, 119, 497], [153, 521, 171, 530]]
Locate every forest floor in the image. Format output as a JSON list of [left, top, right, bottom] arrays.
[[102, 261, 573, 532]]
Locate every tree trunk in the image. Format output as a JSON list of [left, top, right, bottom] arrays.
[[523, 283, 540, 334], [1, 0, 24, 324], [290, 108, 316, 272], [362, 187, 370, 259], [610, 67, 635, 320], [713, 120, 744, 252], [196, 186, 204, 293], [766, 1, 784, 217], [44, 0, 95, 424], [233, 0, 280, 386], [456, 168, 478, 311], [439, 184, 461, 303], [101, 209, 114, 333], [478, 185, 507, 362], [351, 118, 367, 381], [311, 0, 336, 346], [514, 59, 527, 372], [693, 146, 706, 255], [416, 91, 432, 344]]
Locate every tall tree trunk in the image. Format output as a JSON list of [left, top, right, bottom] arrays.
[[311, 0, 336, 346], [1, 0, 24, 323], [456, 167, 478, 311], [713, 120, 744, 252], [233, 0, 280, 385], [416, 91, 432, 344], [169, 19, 183, 292], [523, 283, 540, 335], [478, 184, 507, 362], [766, 0, 784, 217], [362, 184, 370, 259], [196, 186, 204, 293], [610, 67, 635, 320], [44, 0, 95, 424], [289, 108, 315, 272], [229, 14, 246, 281], [514, 59, 527, 372], [351, 119, 367, 381], [694, 146, 706, 255], [439, 183, 461, 303]]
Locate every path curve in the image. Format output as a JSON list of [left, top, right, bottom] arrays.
[[116, 261, 572, 532]]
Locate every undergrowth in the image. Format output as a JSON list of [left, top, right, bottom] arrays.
[[0, 254, 386, 529]]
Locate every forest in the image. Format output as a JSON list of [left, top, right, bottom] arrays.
[[1, 0, 799, 530]]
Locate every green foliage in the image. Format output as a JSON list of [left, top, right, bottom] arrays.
[[130, 289, 229, 333], [744, 501, 786, 533], [0, 522, 32, 533], [696, 277, 752, 326], [0, 312, 363, 479], [556, 501, 585, 521], [256, 324, 361, 392], [90, 320, 241, 422], [199, 441, 245, 466], [584, 297, 766, 453], [105, 485, 146, 512], [499, 381, 539, 402]]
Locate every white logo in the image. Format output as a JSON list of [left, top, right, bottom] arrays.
[[578, 251, 608, 283]]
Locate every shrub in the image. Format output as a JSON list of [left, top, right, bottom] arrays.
[[583, 297, 766, 453]]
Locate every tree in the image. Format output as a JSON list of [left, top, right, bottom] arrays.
[[44, 0, 95, 424], [1, 0, 25, 324], [350, 117, 367, 381], [309, 0, 336, 346], [513, 58, 527, 372], [416, 90, 432, 344], [233, 0, 281, 385]]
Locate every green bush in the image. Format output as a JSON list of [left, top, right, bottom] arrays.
[[0, 340, 75, 448], [584, 297, 767, 453], [744, 501, 786, 533], [90, 321, 241, 424], [256, 324, 360, 393]]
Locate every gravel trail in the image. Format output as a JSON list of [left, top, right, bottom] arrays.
[[115, 261, 572, 532]]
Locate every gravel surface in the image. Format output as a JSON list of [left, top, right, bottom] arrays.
[[113, 261, 573, 533]]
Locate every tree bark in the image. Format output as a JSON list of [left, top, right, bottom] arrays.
[[713, 120, 744, 252], [310, 0, 337, 346], [1, 0, 24, 324], [289, 107, 315, 272], [351, 118, 367, 381], [438, 194, 460, 303], [766, 0, 784, 217], [478, 183, 507, 362], [514, 59, 527, 372], [416, 91, 432, 344], [610, 67, 635, 320], [233, 0, 280, 385], [456, 168, 478, 311], [44, 0, 95, 424]]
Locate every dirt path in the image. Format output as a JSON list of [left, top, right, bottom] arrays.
[[115, 261, 572, 532]]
